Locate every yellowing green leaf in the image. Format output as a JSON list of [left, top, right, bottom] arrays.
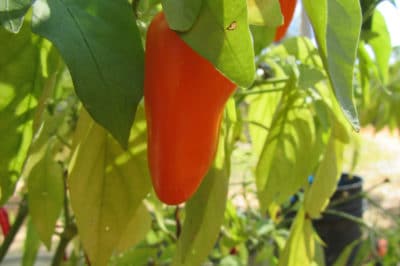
[[247, 0, 283, 26], [369, 10, 391, 84], [278, 208, 315, 266], [116, 203, 151, 253], [256, 95, 317, 212], [27, 137, 63, 248], [304, 130, 345, 218], [68, 106, 151, 266]]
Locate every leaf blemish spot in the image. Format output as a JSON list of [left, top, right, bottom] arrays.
[[226, 21, 237, 31]]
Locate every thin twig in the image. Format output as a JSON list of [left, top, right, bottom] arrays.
[[235, 87, 285, 96], [51, 224, 77, 266], [0, 198, 28, 262], [175, 206, 181, 239]]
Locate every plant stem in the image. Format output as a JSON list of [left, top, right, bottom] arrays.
[[323, 209, 376, 232], [235, 87, 285, 96], [175, 206, 181, 239], [0, 198, 28, 262], [51, 224, 77, 266]]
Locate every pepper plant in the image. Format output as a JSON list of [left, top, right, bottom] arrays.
[[0, 0, 396, 265]]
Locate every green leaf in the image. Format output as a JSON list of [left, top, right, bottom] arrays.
[[161, 0, 202, 31], [24, 104, 69, 248], [278, 208, 314, 266], [247, 0, 283, 26], [304, 129, 345, 218], [32, 0, 145, 147], [27, 136, 63, 248], [332, 240, 360, 266], [180, 0, 255, 87], [22, 218, 41, 266], [68, 106, 151, 266], [0, 23, 48, 204], [115, 203, 151, 253], [250, 24, 276, 55], [247, 86, 282, 158], [0, 0, 31, 33], [303, 0, 362, 131], [369, 10, 391, 84], [256, 92, 318, 211], [172, 126, 231, 266]]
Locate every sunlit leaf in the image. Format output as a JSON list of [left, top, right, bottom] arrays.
[[181, 0, 255, 87], [278, 208, 314, 266], [68, 106, 151, 266], [0, 23, 53, 204], [303, 0, 361, 131], [256, 91, 318, 211], [369, 10, 391, 84], [304, 129, 345, 218], [0, 0, 31, 33], [247, 0, 282, 26], [32, 0, 145, 147]]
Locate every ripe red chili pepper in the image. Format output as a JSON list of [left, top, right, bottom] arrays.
[[376, 238, 388, 257], [144, 12, 236, 205], [275, 0, 297, 41], [0, 207, 11, 236]]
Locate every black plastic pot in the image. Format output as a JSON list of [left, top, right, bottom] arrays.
[[313, 173, 364, 266]]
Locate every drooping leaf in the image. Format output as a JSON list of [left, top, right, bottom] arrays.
[[22, 217, 41, 266], [247, 86, 283, 158], [0, 0, 32, 33], [116, 203, 152, 253], [303, 0, 362, 131], [26, 137, 63, 248], [247, 0, 283, 26], [278, 208, 315, 266], [0, 23, 52, 204], [303, 129, 345, 218], [332, 240, 360, 266], [180, 0, 255, 87], [369, 10, 391, 84], [68, 106, 151, 266], [161, 0, 202, 31], [256, 91, 318, 212], [172, 126, 231, 266], [32, 0, 145, 147], [250, 24, 276, 55], [23, 103, 69, 248]]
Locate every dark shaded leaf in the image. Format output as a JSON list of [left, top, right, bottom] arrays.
[[32, 0, 145, 147]]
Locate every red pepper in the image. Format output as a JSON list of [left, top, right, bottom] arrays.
[[275, 0, 297, 41], [144, 12, 236, 205], [0, 207, 11, 236]]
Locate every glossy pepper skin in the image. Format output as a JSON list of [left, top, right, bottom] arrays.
[[275, 0, 297, 41], [144, 12, 236, 205]]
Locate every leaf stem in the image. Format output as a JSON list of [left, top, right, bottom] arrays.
[[51, 224, 77, 266], [0, 198, 28, 262], [235, 87, 285, 96]]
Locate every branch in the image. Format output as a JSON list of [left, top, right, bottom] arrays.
[[0, 198, 28, 262]]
